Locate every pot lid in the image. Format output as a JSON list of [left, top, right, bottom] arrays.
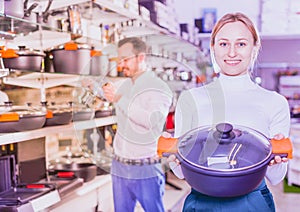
[[0, 102, 46, 118], [50, 41, 91, 51], [68, 101, 93, 112], [40, 102, 73, 113], [177, 123, 272, 171], [1, 46, 46, 58]]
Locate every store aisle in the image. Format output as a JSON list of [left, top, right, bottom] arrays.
[[134, 171, 191, 212]]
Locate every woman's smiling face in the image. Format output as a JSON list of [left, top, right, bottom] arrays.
[[212, 21, 256, 76]]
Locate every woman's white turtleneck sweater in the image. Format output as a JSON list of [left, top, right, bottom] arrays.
[[172, 73, 290, 185]]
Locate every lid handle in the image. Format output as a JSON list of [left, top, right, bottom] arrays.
[[215, 123, 235, 140], [270, 138, 293, 159], [157, 136, 178, 157]]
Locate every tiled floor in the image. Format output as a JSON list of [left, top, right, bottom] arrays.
[[134, 171, 191, 212], [267, 180, 300, 212], [163, 172, 191, 212]]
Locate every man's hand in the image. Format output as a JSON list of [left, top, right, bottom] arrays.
[[103, 83, 117, 103]]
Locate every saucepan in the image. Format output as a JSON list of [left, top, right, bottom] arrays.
[[158, 122, 293, 197], [40, 102, 73, 127], [47, 41, 91, 75], [0, 102, 47, 133], [1, 46, 45, 72]]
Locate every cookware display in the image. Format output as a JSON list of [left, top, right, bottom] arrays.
[[94, 102, 114, 118], [90, 48, 109, 76], [39, 175, 84, 198], [0, 102, 47, 133], [41, 102, 73, 126], [48, 41, 91, 75], [1, 46, 46, 72], [158, 123, 293, 197], [0, 155, 55, 207], [48, 162, 97, 182], [69, 101, 94, 122]]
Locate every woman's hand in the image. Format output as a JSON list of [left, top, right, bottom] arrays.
[[160, 131, 181, 166], [167, 154, 181, 166], [269, 133, 289, 166]]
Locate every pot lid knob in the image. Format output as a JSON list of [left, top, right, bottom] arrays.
[[18, 46, 26, 50], [215, 123, 235, 140]]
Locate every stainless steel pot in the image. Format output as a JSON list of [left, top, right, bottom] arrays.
[[1, 46, 45, 71], [158, 123, 293, 197], [49, 42, 91, 75], [4, 0, 24, 18], [90, 49, 109, 76]]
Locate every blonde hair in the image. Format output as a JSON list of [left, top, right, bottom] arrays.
[[210, 12, 261, 74]]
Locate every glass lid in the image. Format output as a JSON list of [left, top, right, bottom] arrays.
[[177, 123, 272, 171]]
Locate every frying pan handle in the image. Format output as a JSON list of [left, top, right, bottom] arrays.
[[270, 137, 293, 159], [157, 136, 178, 157]]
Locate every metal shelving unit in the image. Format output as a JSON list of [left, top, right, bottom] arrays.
[[0, 116, 116, 145]]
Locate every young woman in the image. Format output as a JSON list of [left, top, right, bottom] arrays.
[[170, 12, 290, 211]]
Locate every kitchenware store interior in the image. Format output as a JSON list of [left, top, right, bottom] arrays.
[[1, 0, 300, 211]]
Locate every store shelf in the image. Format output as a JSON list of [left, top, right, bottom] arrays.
[[3, 72, 81, 89], [0, 116, 116, 145], [30, 0, 89, 13], [261, 33, 300, 40], [279, 75, 300, 87]]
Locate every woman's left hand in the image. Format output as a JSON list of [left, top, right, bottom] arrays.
[[269, 133, 289, 166]]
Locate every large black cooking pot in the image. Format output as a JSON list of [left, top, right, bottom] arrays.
[[158, 123, 293, 197], [69, 101, 94, 122], [1, 46, 45, 71], [41, 102, 73, 127], [0, 102, 47, 133], [48, 41, 91, 75]]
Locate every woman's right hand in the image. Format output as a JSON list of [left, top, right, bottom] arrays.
[[167, 154, 184, 179], [158, 132, 184, 179], [167, 154, 180, 166]]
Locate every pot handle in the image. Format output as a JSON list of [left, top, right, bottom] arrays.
[[1, 49, 19, 58], [64, 42, 78, 51], [270, 138, 293, 159], [157, 136, 178, 157], [90, 49, 103, 57], [0, 112, 19, 122]]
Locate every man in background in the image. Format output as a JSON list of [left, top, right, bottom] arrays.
[[103, 37, 173, 212]]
